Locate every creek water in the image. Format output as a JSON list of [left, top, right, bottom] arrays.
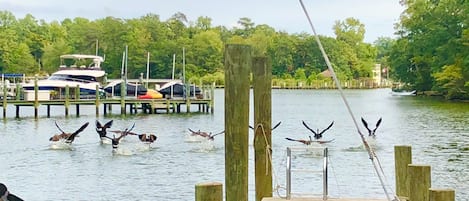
[[0, 88, 467, 200]]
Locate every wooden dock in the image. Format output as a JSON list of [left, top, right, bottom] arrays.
[[1, 98, 213, 118]]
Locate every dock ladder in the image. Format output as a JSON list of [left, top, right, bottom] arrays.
[[286, 146, 329, 200]]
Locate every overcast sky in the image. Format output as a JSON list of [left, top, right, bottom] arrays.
[[1, 0, 405, 43]]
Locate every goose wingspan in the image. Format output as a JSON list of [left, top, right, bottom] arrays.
[[66, 122, 89, 143], [319, 121, 334, 135], [272, 121, 282, 130], [361, 117, 372, 134], [55, 121, 66, 134], [302, 121, 318, 135]]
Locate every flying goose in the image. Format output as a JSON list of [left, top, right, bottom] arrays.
[[106, 123, 136, 150], [302, 120, 334, 140], [95, 120, 113, 143], [49, 121, 89, 144], [361, 117, 382, 137], [188, 128, 225, 141], [249, 121, 282, 130]]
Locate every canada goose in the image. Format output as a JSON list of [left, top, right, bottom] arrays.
[[49, 121, 89, 144], [95, 120, 113, 143], [302, 120, 334, 140], [188, 128, 224, 141], [361, 117, 382, 137], [0, 183, 24, 201]]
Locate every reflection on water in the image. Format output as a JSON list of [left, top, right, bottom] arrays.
[[0, 88, 467, 200]]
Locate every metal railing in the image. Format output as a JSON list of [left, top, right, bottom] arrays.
[[286, 146, 328, 200]]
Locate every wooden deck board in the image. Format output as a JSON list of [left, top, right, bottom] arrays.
[[262, 197, 387, 201]]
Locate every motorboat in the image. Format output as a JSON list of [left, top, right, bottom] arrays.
[[103, 80, 148, 97], [22, 54, 106, 99], [391, 90, 417, 96], [158, 80, 201, 99]]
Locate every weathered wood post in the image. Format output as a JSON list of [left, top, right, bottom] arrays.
[[186, 82, 191, 113], [195, 182, 223, 201], [65, 85, 70, 116], [75, 85, 80, 117], [15, 83, 21, 100], [166, 99, 170, 113], [2, 80, 7, 118], [95, 85, 100, 116], [224, 44, 251, 201], [252, 57, 272, 201], [34, 76, 39, 119], [120, 82, 126, 115], [75, 84, 80, 100], [395, 145, 412, 199], [429, 189, 455, 201], [408, 164, 431, 201], [210, 83, 215, 113]]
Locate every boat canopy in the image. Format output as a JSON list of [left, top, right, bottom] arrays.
[[60, 54, 104, 62], [53, 70, 106, 78], [60, 54, 104, 68]]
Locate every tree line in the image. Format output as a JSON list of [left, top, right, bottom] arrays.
[[0, 0, 467, 100]]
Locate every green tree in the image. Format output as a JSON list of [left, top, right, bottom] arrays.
[[394, 0, 468, 94]]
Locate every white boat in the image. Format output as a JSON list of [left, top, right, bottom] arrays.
[[391, 90, 416, 96], [23, 54, 106, 99]]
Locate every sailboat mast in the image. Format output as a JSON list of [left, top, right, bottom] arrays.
[[95, 39, 99, 56], [183, 47, 186, 85], [146, 52, 150, 88], [171, 54, 176, 98]]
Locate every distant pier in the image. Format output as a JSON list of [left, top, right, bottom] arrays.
[[0, 84, 214, 118]]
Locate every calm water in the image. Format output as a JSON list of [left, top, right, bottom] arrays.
[[0, 88, 468, 201]]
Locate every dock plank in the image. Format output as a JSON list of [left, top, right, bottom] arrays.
[[262, 197, 387, 201]]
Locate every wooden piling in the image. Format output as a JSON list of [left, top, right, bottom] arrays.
[[224, 44, 251, 201], [75, 85, 80, 100], [186, 83, 191, 113], [195, 182, 223, 201], [252, 57, 272, 201], [120, 81, 126, 115], [408, 164, 431, 201], [15, 83, 20, 100], [2, 80, 6, 118], [210, 83, 215, 113], [34, 76, 38, 118], [95, 85, 100, 116], [394, 145, 412, 199], [429, 188, 455, 201], [65, 85, 70, 116]]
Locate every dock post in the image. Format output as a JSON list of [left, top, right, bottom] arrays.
[[195, 182, 223, 201], [2, 80, 6, 118], [47, 105, 50, 117], [15, 105, 19, 118], [186, 82, 191, 113], [211, 82, 215, 113], [95, 85, 100, 116], [166, 99, 170, 113], [408, 164, 431, 201], [252, 56, 272, 201], [120, 82, 126, 115], [395, 145, 412, 200], [75, 85, 80, 100], [103, 104, 108, 115], [75, 85, 80, 117], [224, 44, 251, 201], [429, 189, 455, 201], [65, 85, 70, 116], [15, 83, 21, 100], [34, 76, 39, 119]]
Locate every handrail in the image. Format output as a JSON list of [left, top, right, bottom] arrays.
[[286, 146, 328, 200]]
